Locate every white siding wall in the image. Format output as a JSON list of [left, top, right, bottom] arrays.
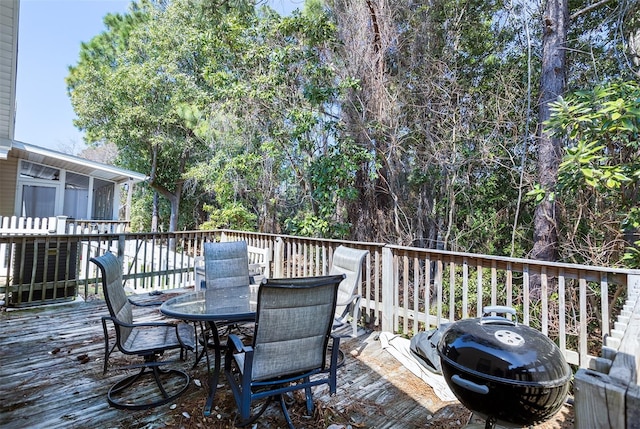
[[0, 0, 19, 146]]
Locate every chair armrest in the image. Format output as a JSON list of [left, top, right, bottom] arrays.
[[128, 291, 165, 307], [128, 298, 163, 307], [336, 293, 361, 307], [225, 334, 254, 376], [103, 316, 193, 351], [248, 263, 264, 274], [227, 333, 251, 353], [104, 316, 177, 330]]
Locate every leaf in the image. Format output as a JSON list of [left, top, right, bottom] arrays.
[[620, 118, 637, 132], [605, 178, 619, 189], [585, 177, 598, 187], [580, 168, 594, 178]]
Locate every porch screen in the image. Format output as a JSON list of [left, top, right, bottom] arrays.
[[92, 178, 114, 220], [64, 172, 89, 219]]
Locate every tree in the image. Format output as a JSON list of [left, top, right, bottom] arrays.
[[67, 1, 221, 233], [530, 0, 568, 263], [185, 1, 364, 238], [329, 0, 535, 254], [66, 0, 637, 270]]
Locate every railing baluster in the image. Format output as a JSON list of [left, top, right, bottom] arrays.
[[579, 275, 588, 366], [491, 260, 497, 308], [558, 269, 566, 355], [476, 260, 483, 318], [523, 264, 530, 325], [541, 266, 548, 336], [402, 254, 409, 334], [435, 259, 443, 327], [462, 257, 468, 319], [413, 255, 419, 333], [601, 273, 609, 338], [506, 262, 512, 313], [425, 255, 432, 328], [373, 249, 381, 326]]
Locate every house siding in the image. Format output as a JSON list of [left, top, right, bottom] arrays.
[[0, 0, 19, 142], [0, 152, 18, 216]]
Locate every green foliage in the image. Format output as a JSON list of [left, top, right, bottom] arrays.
[[526, 184, 556, 204], [309, 141, 371, 215], [623, 240, 640, 268], [284, 212, 334, 238], [179, 4, 361, 238], [200, 202, 257, 231], [65, 0, 635, 264], [546, 80, 640, 267]]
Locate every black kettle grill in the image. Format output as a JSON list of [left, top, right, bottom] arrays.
[[437, 306, 571, 428]]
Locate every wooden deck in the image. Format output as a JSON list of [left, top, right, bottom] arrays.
[[0, 295, 575, 429]]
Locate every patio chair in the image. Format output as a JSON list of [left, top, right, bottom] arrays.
[[90, 252, 195, 410], [195, 241, 255, 359], [224, 274, 345, 429], [329, 245, 369, 338], [203, 240, 252, 296], [203, 241, 256, 330]]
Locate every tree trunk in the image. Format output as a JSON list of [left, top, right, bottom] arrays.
[[531, 0, 568, 263], [627, 1, 640, 77], [147, 144, 185, 250], [151, 191, 158, 233]]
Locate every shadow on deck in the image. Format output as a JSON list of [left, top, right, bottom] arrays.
[[0, 295, 574, 429]]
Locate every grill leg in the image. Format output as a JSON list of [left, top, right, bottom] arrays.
[[484, 416, 497, 429]]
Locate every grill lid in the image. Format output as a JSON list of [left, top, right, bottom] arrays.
[[437, 306, 571, 387]]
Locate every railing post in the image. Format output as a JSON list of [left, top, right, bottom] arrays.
[[273, 237, 284, 278], [55, 216, 67, 234], [381, 246, 394, 332], [117, 235, 126, 262], [629, 274, 640, 299]]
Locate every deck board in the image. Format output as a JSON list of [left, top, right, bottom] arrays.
[[0, 297, 574, 428]]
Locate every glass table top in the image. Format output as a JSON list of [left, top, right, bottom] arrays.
[[160, 286, 257, 322]]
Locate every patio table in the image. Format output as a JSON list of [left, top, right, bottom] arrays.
[[160, 287, 257, 416]]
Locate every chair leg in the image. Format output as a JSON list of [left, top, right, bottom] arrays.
[[107, 365, 190, 410], [304, 380, 314, 414], [351, 297, 361, 338], [101, 318, 117, 374], [193, 322, 211, 369], [336, 348, 345, 367], [235, 396, 273, 427], [351, 315, 358, 337], [277, 394, 296, 429]]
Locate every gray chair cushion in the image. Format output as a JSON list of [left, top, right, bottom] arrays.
[[251, 275, 344, 381], [204, 241, 251, 297]]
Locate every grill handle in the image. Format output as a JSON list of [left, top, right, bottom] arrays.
[[451, 374, 489, 395], [481, 305, 518, 326]]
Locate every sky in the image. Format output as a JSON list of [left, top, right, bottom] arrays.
[[13, 0, 302, 153]]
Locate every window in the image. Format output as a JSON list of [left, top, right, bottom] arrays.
[[20, 161, 60, 181], [16, 160, 117, 221], [20, 185, 56, 218], [18, 161, 60, 218], [64, 172, 90, 219]]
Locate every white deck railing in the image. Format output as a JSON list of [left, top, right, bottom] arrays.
[[220, 230, 640, 370], [1, 228, 638, 372]]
